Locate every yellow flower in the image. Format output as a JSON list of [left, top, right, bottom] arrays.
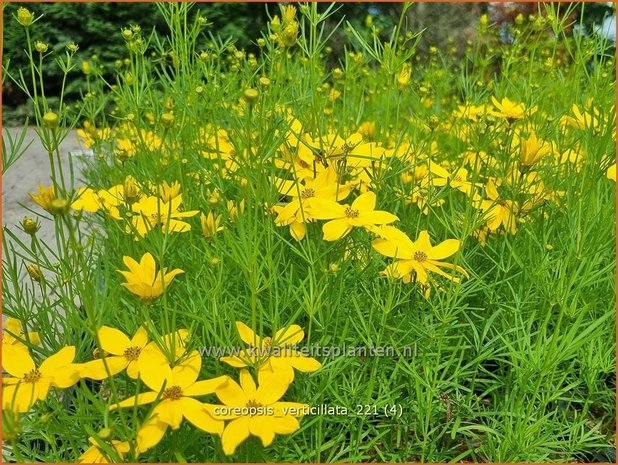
[[29, 184, 56, 212], [200, 212, 224, 239], [372, 227, 468, 286], [117, 252, 183, 302], [517, 131, 551, 167], [490, 96, 536, 121], [273, 166, 352, 241], [561, 103, 601, 133], [309, 191, 399, 241], [129, 195, 199, 237], [80, 326, 149, 380], [110, 352, 227, 439], [396, 67, 411, 91], [209, 369, 308, 455], [220, 322, 321, 381], [3, 318, 40, 352], [227, 199, 245, 223], [2, 346, 80, 413], [71, 187, 103, 213], [475, 179, 518, 235], [79, 437, 130, 463], [155, 181, 182, 201]]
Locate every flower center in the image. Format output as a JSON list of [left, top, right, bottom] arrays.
[[123, 346, 142, 361], [345, 207, 360, 218], [162, 385, 183, 400], [413, 251, 428, 262], [300, 188, 315, 199], [24, 368, 42, 383], [246, 399, 264, 416]]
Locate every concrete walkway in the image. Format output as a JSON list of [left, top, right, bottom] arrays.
[[2, 127, 85, 249]]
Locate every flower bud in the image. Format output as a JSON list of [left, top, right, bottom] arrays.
[[42, 112, 60, 129], [258, 77, 271, 89], [16, 7, 34, 27], [97, 428, 113, 441], [22, 217, 40, 235], [121, 28, 133, 40], [195, 85, 204, 95], [81, 61, 91, 75], [66, 43, 79, 53], [257, 38, 266, 48], [332, 68, 344, 79], [243, 88, 259, 104], [35, 41, 48, 53], [270, 15, 281, 32], [27, 264, 42, 282], [160, 112, 175, 128], [123, 176, 140, 203], [50, 198, 69, 215]]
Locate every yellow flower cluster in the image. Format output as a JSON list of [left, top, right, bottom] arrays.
[[3, 319, 320, 461]]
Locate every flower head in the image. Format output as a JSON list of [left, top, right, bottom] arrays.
[[309, 191, 398, 241], [220, 322, 321, 381], [117, 252, 183, 302], [2, 346, 80, 413], [80, 326, 149, 380], [372, 227, 468, 286], [209, 369, 308, 455]]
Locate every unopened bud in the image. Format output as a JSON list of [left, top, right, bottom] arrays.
[[35, 42, 48, 53], [27, 264, 42, 282], [42, 112, 59, 129], [22, 217, 40, 235], [160, 112, 175, 128], [50, 198, 69, 215], [243, 88, 259, 104], [16, 7, 34, 27], [97, 428, 113, 440]]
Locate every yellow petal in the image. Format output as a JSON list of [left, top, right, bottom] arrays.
[[248, 415, 276, 447], [430, 239, 460, 260], [239, 370, 257, 398], [221, 417, 250, 455], [170, 350, 201, 388], [255, 371, 290, 405], [216, 375, 249, 407], [2, 382, 38, 413], [351, 191, 376, 212], [39, 346, 76, 374], [79, 357, 128, 380], [130, 326, 149, 347], [183, 375, 229, 397], [2, 345, 35, 378], [110, 391, 160, 410], [235, 321, 261, 347], [274, 324, 304, 346], [98, 326, 131, 355], [181, 397, 224, 435], [322, 218, 352, 241], [136, 416, 168, 453], [154, 399, 184, 430]]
